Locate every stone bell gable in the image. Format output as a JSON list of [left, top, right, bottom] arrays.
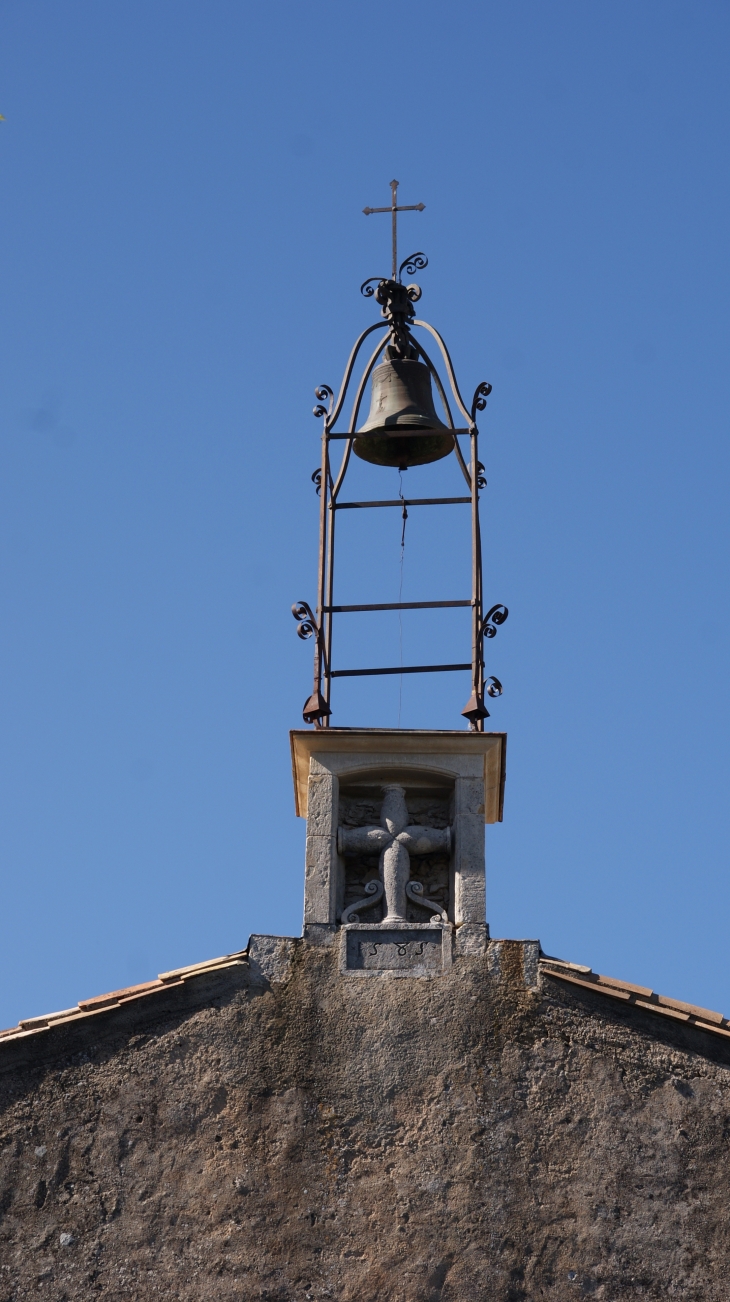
[[290, 728, 505, 960], [2, 936, 730, 1301]]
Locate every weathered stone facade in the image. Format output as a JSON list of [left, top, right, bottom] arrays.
[[1, 935, 730, 1301]]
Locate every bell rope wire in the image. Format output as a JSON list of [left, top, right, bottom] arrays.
[[397, 469, 408, 727]]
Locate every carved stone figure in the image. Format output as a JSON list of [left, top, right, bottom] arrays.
[[337, 784, 450, 924]]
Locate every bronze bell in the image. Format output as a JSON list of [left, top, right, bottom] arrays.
[[353, 356, 454, 468]]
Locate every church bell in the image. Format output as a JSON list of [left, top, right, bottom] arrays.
[[353, 355, 454, 469]]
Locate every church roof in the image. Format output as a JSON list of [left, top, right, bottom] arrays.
[[0, 948, 249, 1046], [1, 944, 729, 1049], [541, 955, 730, 1040]]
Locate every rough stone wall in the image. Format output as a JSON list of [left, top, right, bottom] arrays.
[[1, 937, 730, 1301]]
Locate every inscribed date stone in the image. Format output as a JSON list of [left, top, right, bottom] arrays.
[[345, 927, 443, 972]]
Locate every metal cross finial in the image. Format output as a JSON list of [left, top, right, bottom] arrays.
[[363, 180, 425, 280]]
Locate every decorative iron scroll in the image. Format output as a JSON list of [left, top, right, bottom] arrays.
[[358, 279, 419, 355], [485, 676, 503, 698], [398, 251, 428, 280], [470, 381, 493, 424], [291, 601, 319, 642], [358, 274, 424, 305], [313, 384, 334, 420], [481, 604, 509, 639]]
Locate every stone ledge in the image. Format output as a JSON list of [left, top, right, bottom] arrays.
[[290, 728, 506, 823]]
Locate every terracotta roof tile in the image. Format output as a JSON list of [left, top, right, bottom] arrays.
[[598, 974, 653, 998], [541, 957, 730, 1041], [77, 980, 163, 1010], [634, 998, 690, 1022], [655, 993, 725, 1024], [0, 949, 248, 1046]]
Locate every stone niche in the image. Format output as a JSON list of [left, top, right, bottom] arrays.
[[338, 780, 453, 925], [290, 729, 506, 962]]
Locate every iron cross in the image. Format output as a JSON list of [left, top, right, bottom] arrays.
[[363, 180, 425, 280]]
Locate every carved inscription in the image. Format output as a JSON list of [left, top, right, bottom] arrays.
[[346, 928, 442, 972]]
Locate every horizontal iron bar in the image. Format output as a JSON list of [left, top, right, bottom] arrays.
[[324, 600, 472, 613], [326, 428, 471, 440], [363, 204, 425, 214], [334, 496, 471, 510], [329, 663, 471, 678]]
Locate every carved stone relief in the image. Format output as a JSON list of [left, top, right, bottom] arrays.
[[337, 783, 452, 926]]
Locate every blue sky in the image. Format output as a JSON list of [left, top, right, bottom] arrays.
[[0, 0, 728, 1028]]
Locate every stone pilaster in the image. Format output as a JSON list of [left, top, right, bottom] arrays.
[[303, 767, 341, 933], [451, 775, 488, 954]]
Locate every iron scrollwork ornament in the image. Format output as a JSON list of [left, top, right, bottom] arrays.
[[398, 251, 428, 280], [291, 601, 320, 642], [471, 381, 493, 424], [311, 469, 322, 496], [377, 279, 418, 358], [462, 608, 508, 725], [313, 384, 334, 420], [358, 277, 421, 357], [481, 604, 509, 639]]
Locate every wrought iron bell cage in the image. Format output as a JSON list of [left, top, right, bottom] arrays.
[[292, 250, 508, 731]]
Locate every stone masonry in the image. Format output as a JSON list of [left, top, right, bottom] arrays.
[[1, 937, 730, 1300], [290, 729, 506, 956]]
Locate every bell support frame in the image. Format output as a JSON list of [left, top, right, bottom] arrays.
[[292, 265, 508, 731]]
